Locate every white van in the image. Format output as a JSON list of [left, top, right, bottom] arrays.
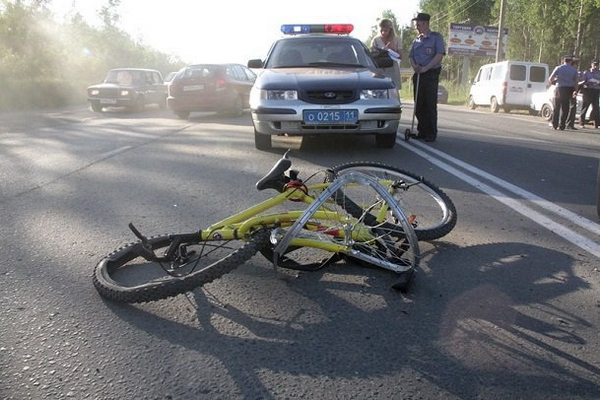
[[468, 61, 549, 113]]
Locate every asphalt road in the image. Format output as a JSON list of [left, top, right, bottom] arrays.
[[1, 103, 599, 399]]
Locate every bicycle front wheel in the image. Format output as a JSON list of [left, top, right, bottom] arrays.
[[93, 229, 270, 303], [262, 172, 420, 292], [329, 162, 457, 241]]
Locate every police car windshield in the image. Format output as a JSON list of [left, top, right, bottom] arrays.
[[266, 38, 373, 68]]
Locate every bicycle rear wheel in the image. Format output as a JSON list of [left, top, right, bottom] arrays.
[[93, 229, 269, 303], [328, 162, 457, 241]]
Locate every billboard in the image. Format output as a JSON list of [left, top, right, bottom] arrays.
[[447, 23, 508, 57]]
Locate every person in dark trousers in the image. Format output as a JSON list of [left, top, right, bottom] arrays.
[[579, 59, 600, 128], [566, 57, 581, 130], [408, 12, 446, 142], [549, 55, 579, 131]]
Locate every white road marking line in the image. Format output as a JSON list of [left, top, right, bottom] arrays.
[[409, 140, 600, 236], [399, 140, 600, 259]]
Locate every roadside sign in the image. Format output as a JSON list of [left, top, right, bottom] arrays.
[[447, 23, 508, 57]]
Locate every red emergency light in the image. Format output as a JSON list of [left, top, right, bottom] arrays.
[[280, 24, 354, 35]]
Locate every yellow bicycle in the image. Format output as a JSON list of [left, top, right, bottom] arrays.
[[93, 152, 456, 303]]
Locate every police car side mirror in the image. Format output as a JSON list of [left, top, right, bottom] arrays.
[[248, 59, 264, 69]]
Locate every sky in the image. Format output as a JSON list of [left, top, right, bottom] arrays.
[[50, 0, 421, 64]]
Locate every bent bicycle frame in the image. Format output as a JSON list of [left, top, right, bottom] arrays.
[[195, 171, 418, 274]]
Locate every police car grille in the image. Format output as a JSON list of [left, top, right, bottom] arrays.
[[300, 123, 359, 130], [303, 90, 355, 104]]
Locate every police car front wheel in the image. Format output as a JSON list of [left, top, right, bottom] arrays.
[[376, 132, 397, 148], [254, 129, 272, 151]]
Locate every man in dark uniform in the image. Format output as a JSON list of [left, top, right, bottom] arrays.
[[549, 55, 579, 130], [408, 12, 446, 142], [566, 56, 581, 130], [579, 59, 600, 128]]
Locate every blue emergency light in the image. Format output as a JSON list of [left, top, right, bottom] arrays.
[[280, 24, 354, 35]]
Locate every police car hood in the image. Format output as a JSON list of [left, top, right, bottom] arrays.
[[256, 67, 393, 90]]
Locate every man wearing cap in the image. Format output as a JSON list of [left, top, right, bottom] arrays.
[[408, 12, 446, 142], [579, 59, 600, 128], [549, 55, 579, 131]]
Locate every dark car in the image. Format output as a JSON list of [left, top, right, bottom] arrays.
[[247, 24, 401, 150], [167, 63, 256, 119], [437, 84, 448, 104], [87, 68, 167, 112]]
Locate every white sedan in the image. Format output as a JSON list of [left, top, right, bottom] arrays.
[[530, 86, 588, 121]]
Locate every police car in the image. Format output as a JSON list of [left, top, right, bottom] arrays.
[[247, 24, 401, 150]]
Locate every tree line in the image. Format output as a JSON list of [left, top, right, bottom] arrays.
[[2, 0, 599, 110], [0, 0, 185, 110]]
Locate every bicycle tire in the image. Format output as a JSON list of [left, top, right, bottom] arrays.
[[93, 229, 270, 303], [328, 162, 457, 241]]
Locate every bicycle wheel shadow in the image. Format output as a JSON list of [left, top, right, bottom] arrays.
[[106, 241, 600, 398]]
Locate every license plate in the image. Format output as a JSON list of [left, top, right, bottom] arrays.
[[183, 84, 204, 92], [303, 109, 358, 124], [100, 98, 117, 104]]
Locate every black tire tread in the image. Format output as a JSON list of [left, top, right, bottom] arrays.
[[93, 229, 270, 303], [375, 132, 397, 148]]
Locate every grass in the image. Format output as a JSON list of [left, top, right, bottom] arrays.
[[399, 78, 469, 106]]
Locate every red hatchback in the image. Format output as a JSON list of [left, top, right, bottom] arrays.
[[167, 63, 256, 119]]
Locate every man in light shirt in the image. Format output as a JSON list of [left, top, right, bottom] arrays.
[[579, 59, 600, 128], [549, 55, 579, 131]]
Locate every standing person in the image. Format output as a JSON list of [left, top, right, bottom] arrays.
[[549, 55, 579, 131], [408, 12, 446, 142], [371, 18, 403, 89], [579, 59, 600, 128], [566, 57, 581, 130]]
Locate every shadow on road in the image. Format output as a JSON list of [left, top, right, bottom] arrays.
[[105, 241, 600, 398]]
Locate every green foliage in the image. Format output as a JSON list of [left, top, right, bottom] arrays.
[[0, 0, 185, 111], [376, 0, 600, 91]]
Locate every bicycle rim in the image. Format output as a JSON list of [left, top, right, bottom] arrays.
[[265, 172, 420, 291], [329, 162, 457, 241]]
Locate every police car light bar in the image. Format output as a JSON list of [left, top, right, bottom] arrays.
[[281, 24, 354, 35]]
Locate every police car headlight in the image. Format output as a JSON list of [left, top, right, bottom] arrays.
[[360, 89, 398, 100], [120, 90, 130, 96], [267, 90, 298, 100], [251, 87, 298, 102]]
